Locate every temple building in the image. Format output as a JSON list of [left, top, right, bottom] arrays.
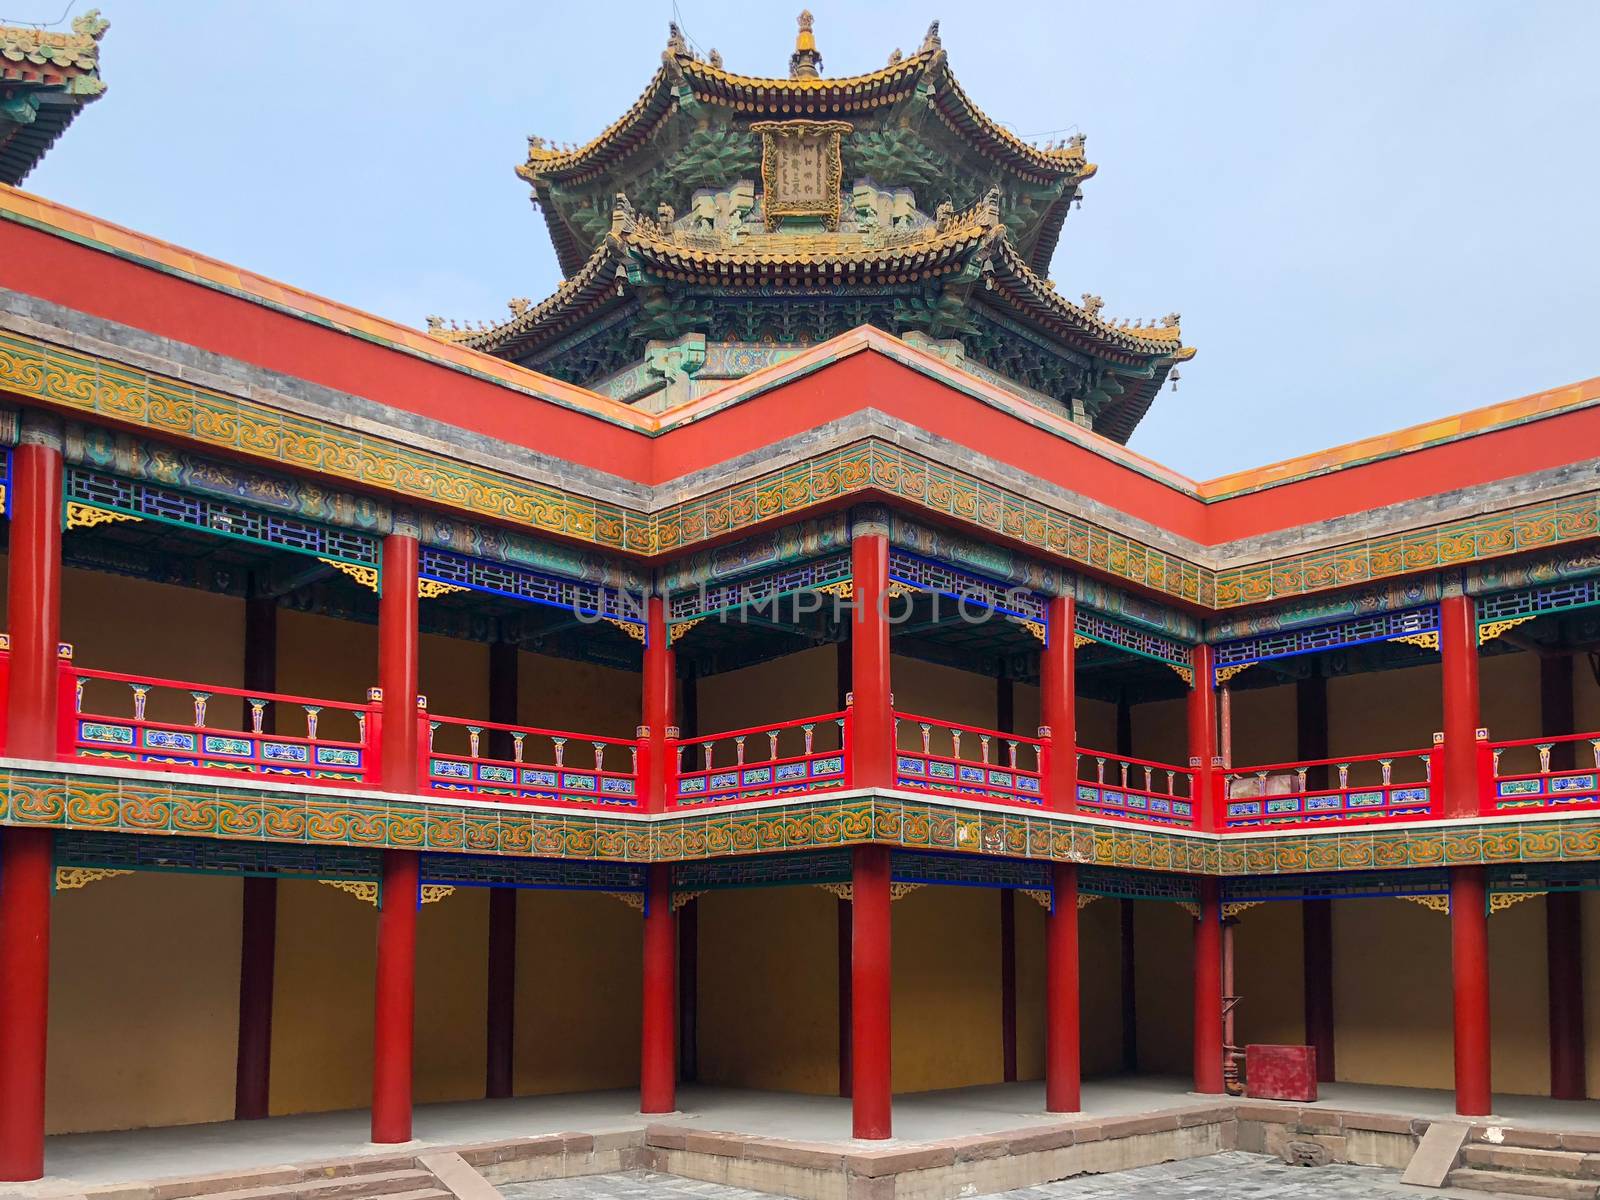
[[0, 11, 1597, 1196]]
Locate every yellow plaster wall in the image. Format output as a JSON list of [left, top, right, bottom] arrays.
[[270, 878, 375, 1116], [46, 872, 241, 1134], [1131, 699, 1187, 767], [1228, 684, 1298, 767], [1490, 896, 1549, 1096], [1133, 901, 1194, 1075], [62, 567, 247, 728], [697, 886, 839, 1094], [892, 885, 1004, 1093], [419, 634, 489, 723], [415, 887, 489, 1104], [1077, 698, 1117, 754], [275, 609, 379, 746], [1079, 896, 1126, 1076], [1014, 892, 1047, 1081], [1233, 902, 1304, 1049], [1327, 664, 1440, 759], [891, 656, 995, 734], [519, 653, 641, 739], [1479, 650, 1542, 742], [697, 645, 837, 737], [513, 889, 641, 1094]]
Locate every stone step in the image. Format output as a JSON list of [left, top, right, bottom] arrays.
[[1464, 1144, 1597, 1178], [187, 1168, 440, 1200], [1448, 1167, 1600, 1199]]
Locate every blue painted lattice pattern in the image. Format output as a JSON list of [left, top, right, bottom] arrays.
[[54, 830, 380, 879], [890, 850, 1050, 889], [421, 853, 644, 890], [1074, 608, 1191, 667], [1213, 605, 1440, 678], [673, 849, 851, 890], [1222, 868, 1448, 904], [667, 553, 852, 623], [1477, 579, 1600, 625], [1078, 865, 1198, 901], [887, 549, 1046, 621], [419, 547, 645, 625], [64, 468, 380, 567], [0, 446, 11, 517]]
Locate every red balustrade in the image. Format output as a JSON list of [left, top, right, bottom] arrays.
[[892, 711, 1046, 807], [671, 712, 850, 808], [1075, 750, 1198, 828], [423, 715, 640, 808], [63, 663, 380, 785], [1481, 731, 1600, 817], [1221, 746, 1439, 830]]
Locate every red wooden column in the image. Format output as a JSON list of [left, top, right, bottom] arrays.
[[851, 844, 893, 1138], [1193, 877, 1224, 1094], [1547, 891, 1587, 1100], [641, 595, 675, 813], [1187, 644, 1219, 829], [0, 421, 64, 1182], [850, 511, 893, 789], [373, 849, 420, 1142], [1041, 594, 1077, 811], [234, 876, 277, 1120], [1451, 865, 1492, 1116], [373, 526, 421, 1143], [1045, 862, 1082, 1112], [379, 528, 421, 792], [485, 887, 516, 1100], [1439, 592, 1481, 819], [9, 426, 63, 760], [640, 863, 677, 1114]]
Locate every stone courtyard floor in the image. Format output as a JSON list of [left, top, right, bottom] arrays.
[[499, 1151, 1507, 1199]]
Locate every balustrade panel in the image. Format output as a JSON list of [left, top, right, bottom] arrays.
[[1484, 732, 1600, 816], [892, 711, 1046, 807], [1221, 747, 1438, 829], [672, 712, 850, 808], [1074, 749, 1197, 828], [424, 714, 640, 808], [67, 665, 378, 785]]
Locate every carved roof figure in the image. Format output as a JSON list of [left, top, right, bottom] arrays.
[[0, 8, 109, 184]]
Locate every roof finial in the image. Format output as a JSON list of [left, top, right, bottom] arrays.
[[920, 20, 942, 54], [790, 10, 822, 79], [667, 22, 688, 55]]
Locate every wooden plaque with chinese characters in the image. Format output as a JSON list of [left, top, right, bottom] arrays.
[[751, 120, 852, 230]]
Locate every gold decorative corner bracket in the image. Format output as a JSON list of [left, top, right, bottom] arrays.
[[1401, 893, 1450, 914], [816, 881, 853, 901], [1076, 891, 1103, 911], [1222, 900, 1264, 920], [54, 866, 132, 890], [668, 617, 705, 643], [1478, 616, 1537, 646], [1019, 888, 1053, 910], [417, 579, 469, 600], [890, 882, 925, 902], [419, 884, 456, 904], [1215, 663, 1255, 686], [671, 890, 706, 912], [65, 502, 142, 531], [1073, 633, 1094, 649], [886, 580, 921, 600], [604, 617, 648, 643], [1390, 631, 1440, 652], [1166, 662, 1195, 687], [320, 878, 379, 905], [1489, 890, 1544, 914], [815, 580, 854, 601], [1013, 618, 1046, 644], [605, 891, 645, 911], [319, 558, 380, 592], [1177, 900, 1200, 919]]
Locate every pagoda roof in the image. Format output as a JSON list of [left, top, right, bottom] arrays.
[[446, 189, 1192, 441], [0, 10, 108, 186], [518, 19, 1097, 278]]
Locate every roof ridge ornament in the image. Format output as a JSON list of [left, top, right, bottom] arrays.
[[790, 10, 823, 79], [920, 20, 942, 54]]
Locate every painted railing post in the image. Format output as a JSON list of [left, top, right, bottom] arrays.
[[641, 594, 675, 813], [0, 415, 63, 1183], [1472, 732, 1493, 816], [54, 647, 76, 760], [1187, 643, 1219, 831], [1041, 594, 1077, 812], [850, 508, 894, 790], [1440, 590, 1481, 819]]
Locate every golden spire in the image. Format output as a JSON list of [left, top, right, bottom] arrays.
[[790, 10, 822, 79]]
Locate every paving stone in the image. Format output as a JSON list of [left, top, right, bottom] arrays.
[[495, 1152, 1452, 1199]]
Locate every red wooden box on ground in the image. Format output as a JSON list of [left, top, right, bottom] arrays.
[[1245, 1044, 1319, 1102]]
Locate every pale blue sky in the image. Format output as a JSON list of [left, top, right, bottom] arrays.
[[13, 1, 1598, 477]]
